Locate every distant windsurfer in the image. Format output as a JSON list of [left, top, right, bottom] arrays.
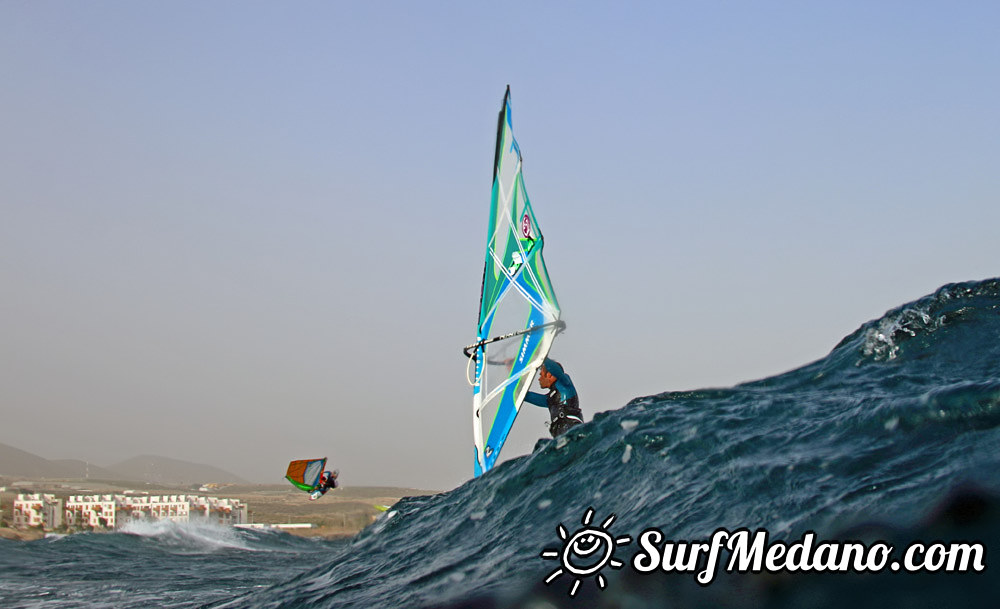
[[309, 470, 339, 501], [525, 358, 583, 437]]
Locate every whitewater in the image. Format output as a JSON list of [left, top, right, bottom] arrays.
[[2, 279, 998, 608]]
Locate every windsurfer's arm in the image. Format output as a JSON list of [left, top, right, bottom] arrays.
[[524, 391, 548, 408]]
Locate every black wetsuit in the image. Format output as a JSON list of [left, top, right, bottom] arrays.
[[316, 475, 338, 496], [526, 384, 583, 438]]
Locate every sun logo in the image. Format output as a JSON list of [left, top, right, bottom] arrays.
[[540, 507, 632, 597]]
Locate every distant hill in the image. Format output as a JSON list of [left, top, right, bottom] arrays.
[[0, 442, 246, 486], [0, 442, 63, 478], [0, 442, 125, 480], [107, 455, 249, 486], [48, 459, 124, 480]]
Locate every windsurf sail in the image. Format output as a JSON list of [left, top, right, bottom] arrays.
[[464, 87, 563, 477], [285, 458, 327, 492]]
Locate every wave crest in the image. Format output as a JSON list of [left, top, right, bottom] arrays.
[[120, 519, 253, 553]]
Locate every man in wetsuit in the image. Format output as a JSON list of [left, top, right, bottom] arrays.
[[525, 358, 583, 437], [309, 470, 339, 500]]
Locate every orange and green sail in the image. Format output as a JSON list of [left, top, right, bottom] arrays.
[[285, 457, 326, 492]]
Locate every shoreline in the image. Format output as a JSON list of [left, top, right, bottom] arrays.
[[0, 527, 46, 542], [0, 524, 358, 542], [1, 482, 432, 541]]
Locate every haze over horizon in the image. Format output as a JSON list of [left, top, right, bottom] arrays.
[[3, 3, 998, 490]]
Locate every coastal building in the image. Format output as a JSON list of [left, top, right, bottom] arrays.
[[9, 493, 248, 530], [12, 494, 63, 529], [190, 496, 248, 526], [117, 495, 191, 524], [65, 495, 117, 529]]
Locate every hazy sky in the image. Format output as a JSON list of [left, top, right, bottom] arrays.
[[2, 2, 998, 490]]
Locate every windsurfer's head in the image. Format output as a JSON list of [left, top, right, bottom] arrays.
[[539, 358, 564, 389], [543, 358, 564, 377]]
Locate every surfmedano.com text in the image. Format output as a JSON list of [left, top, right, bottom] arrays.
[[632, 528, 986, 585]]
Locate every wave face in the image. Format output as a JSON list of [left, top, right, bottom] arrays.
[[4, 279, 999, 608], [218, 279, 1000, 608]]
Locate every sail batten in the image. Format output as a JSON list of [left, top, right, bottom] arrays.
[[468, 87, 562, 477]]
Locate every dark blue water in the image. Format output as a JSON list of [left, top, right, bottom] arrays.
[[4, 279, 999, 608], [0, 520, 347, 608]]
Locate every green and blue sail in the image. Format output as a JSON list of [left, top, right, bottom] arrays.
[[468, 87, 562, 477]]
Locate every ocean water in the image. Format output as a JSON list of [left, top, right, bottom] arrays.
[[3, 279, 999, 608], [0, 520, 348, 608]]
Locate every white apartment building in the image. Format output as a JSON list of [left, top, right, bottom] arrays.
[[117, 494, 192, 524], [65, 495, 117, 529], [12, 494, 63, 529], [9, 493, 247, 529], [189, 496, 248, 526]]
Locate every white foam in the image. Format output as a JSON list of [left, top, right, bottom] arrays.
[[120, 519, 253, 552]]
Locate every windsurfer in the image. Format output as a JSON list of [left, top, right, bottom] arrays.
[[525, 358, 583, 437], [309, 470, 339, 501]]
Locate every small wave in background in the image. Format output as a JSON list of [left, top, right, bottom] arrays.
[[0, 521, 345, 609]]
